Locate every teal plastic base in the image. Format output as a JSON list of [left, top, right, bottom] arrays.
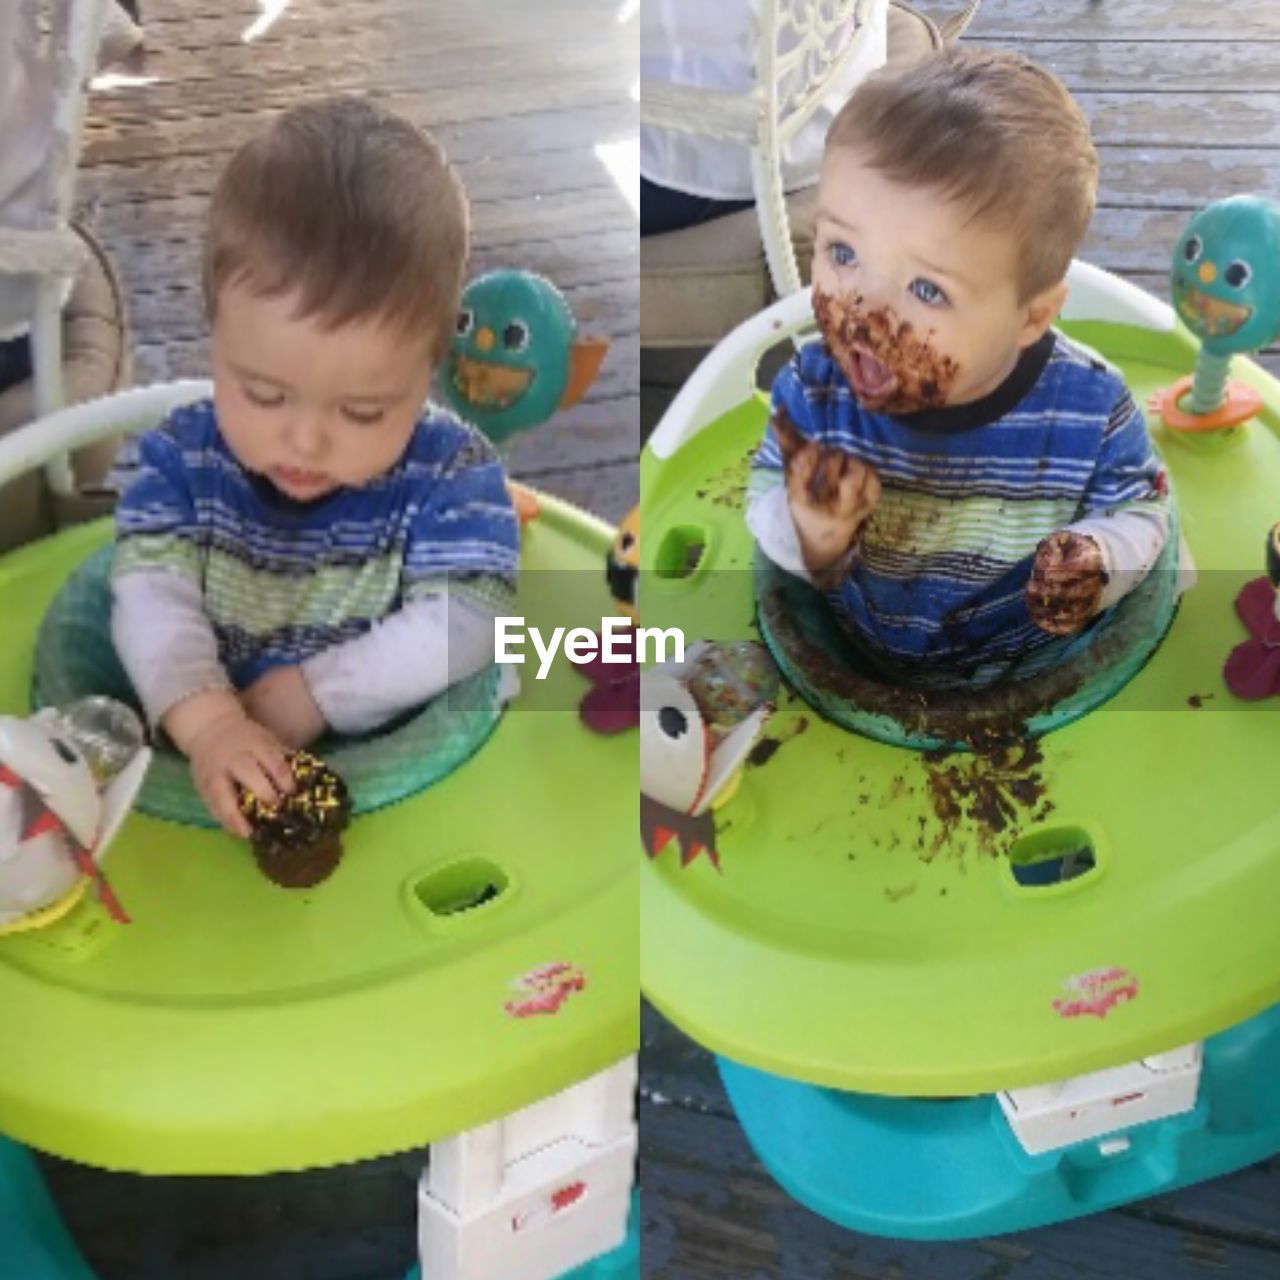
[[719, 1004, 1280, 1240], [405, 1191, 640, 1280], [0, 1138, 98, 1279], [559, 1192, 640, 1279]]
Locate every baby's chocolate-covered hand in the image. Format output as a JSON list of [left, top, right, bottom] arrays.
[[1026, 531, 1108, 636], [773, 407, 881, 574]]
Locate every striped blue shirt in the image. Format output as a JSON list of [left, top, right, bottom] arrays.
[[113, 399, 519, 688], [752, 331, 1171, 686]]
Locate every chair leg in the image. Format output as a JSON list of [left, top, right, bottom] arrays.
[[750, 149, 804, 302], [417, 1057, 638, 1280], [31, 280, 77, 497]]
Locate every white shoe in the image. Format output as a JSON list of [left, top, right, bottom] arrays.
[[97, 2, 144, 72]]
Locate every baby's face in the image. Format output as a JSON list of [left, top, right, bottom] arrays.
[[210, 280, 437, 502], [812, 148, 1055, 415]]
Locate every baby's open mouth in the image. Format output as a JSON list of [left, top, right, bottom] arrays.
[[847, 347, 899, 402], [812, 287, 956, 414]]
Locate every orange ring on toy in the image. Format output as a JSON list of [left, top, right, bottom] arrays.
[[1152, 376, 1263, 433]]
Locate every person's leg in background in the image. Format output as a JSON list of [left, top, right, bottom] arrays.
[[0, 334, 33, 399], [640, 177, 753, 238]]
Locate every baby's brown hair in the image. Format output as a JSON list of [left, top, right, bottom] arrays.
[[204, 96, 467, 366], [826, 47, 1097, 302]]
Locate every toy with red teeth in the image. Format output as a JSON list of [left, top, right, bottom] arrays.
[[639, 644, 776, 870], [1224, 520, 1280, 698], [0, 700, 150, 932]]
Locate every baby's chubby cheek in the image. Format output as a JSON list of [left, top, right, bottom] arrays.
[[813, 287, 960, 415]]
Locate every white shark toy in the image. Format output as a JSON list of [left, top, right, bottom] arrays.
[[0, 700, 150, 933]]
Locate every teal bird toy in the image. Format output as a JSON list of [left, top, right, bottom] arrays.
[[442, 270, 608, 519], [1166, 195, 1280, 419], [1162, 197, 1280, 699]]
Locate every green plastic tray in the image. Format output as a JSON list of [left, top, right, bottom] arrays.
[[641, 321, 1280, 1097], [0, 497, 637, 1174]]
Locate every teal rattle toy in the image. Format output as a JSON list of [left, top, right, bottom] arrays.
[[1163, 198, 1280, 698], [1153, 194, 1280, 431], [441, 270, 608, 521]]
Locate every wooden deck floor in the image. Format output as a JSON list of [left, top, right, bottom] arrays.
[[82, 0, 638, 522], [640, 0, 1280, 1276], [640, 1009, 1280, 1280]]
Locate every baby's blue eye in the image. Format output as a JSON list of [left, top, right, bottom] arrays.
[[910, 278, 947, 306], [829, 241, 856, 268]]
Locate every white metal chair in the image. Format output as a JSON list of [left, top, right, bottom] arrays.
[[0, 0, 114, 498], [642, 0, 888, 302]]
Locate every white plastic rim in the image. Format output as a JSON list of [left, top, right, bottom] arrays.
[[646, 258, 1178, 461], [0, 380, 210, 490], [1062, 257, 1175, 333]]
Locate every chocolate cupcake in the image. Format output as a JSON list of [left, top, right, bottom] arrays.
[[239, 751, 352, 888]]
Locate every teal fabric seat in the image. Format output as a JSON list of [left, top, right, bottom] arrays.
[[755, 522, 1182, 750], [33, 545, 507, 825]]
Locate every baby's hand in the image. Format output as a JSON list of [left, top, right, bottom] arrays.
[[1026, 531, 1108, 636], [185, 710, 294, 837], [239, 665, 326, 750], [773, 407, 881, 573]]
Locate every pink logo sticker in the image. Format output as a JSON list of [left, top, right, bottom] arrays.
[[504, 962, 587, 1019], [552, 1180, 587, 1213], [511, 1181, 588, 1233], [1053, 966, 1139, 1019]]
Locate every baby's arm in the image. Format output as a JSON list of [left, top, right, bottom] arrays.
[[293, 594, 498, 736], [112, 427, 292, 833], [746, 353, 880, 582], [1027, 386, 1170, 635], [112, 571, 230, 723], [291, 421, 520, 737]]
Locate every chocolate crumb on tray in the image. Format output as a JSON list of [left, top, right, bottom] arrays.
[[239, 750, 352, 888]]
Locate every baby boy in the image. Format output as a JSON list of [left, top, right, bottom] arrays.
[[748, 49, 1171, 689], [111, 97, 519, 833]]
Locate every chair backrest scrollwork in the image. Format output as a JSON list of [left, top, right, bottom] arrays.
[[750, 0, 885, 298], [756, 0, 877, 149]]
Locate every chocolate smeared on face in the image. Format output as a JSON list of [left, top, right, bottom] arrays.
[[813, 288, 959, 415]]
